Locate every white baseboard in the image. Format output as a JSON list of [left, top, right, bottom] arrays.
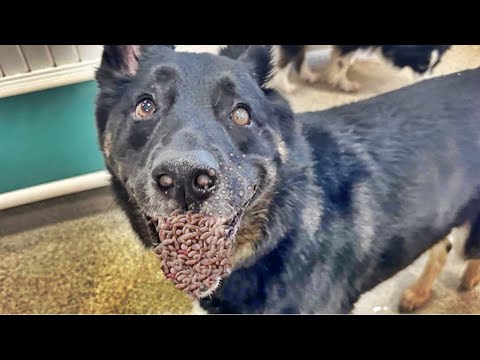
[[0, 171, 111, 211]]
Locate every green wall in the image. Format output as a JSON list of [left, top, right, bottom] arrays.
[[0, 81, 106, 194]]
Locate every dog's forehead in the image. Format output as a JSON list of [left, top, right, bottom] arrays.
[[141, 51, 245, 81]]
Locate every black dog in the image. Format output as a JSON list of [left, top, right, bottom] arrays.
[[95, 45, 480, 314], [276, 45, 451, 92]]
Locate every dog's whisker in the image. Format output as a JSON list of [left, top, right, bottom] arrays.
[[97, 199, 118, 225], [204, 92, 222, 108]]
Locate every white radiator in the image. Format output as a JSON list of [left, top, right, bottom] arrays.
[[0, 45, 103, 98], [0, 45, 224, 99]]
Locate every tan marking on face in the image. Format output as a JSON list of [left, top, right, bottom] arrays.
[[231, 193, 272, 267], [272, 132, 289, 163], [103, 131, 113, 158]]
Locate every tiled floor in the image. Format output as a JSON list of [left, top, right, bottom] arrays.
[[1, 45, 480, 314]]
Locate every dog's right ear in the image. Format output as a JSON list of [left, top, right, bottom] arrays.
[[96, 45, 175, 88], [219, 45, 273, 88], [100, 45, 143, 77]]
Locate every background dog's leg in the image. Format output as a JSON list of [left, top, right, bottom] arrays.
[[280, 62, 299, 93], [323, 47, 360, 92], [399, 238, 451, 312], [299, 55, 323, 85], [275, 45, 306, 93], [460, 260, 480, 291]]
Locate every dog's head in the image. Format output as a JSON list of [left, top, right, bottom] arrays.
[[95, 45, 294, 268], [381, 45, 450, 74]]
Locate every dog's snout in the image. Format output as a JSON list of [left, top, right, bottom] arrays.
[[153, 150, 219, 209]]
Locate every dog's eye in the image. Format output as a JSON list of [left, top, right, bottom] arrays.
[[135, 98, 157, 119], [230, 105, 251, 126]]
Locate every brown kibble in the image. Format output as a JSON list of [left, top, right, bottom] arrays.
[[220, 258, 230, 266], [181, 233, 196, 241], [191, 244, 201, 251], [152, 211, 234, 299], [200, 232, 212, 240], [186, 284, 199, 292]]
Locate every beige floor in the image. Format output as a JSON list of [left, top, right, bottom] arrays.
[[1, 45, 480, 314]]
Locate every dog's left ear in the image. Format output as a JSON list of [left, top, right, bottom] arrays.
[[96, 45, 175, 89], [220, 45, 273, 88]]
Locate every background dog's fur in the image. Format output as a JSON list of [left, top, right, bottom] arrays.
[[276, 45, 451, 92]]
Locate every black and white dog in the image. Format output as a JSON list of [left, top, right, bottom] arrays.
[[95, 45, 480, 314], [276, 45, 451, 92]]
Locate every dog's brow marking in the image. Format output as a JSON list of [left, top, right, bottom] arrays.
[[272, 132, 289, 163], [204, 92, 222, 108], [103, 131, 113, 158]]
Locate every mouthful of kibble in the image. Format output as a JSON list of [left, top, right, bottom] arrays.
[[149, 191, 255, 299]]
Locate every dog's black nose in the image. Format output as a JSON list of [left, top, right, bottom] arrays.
[[153, 150, 219, 208]]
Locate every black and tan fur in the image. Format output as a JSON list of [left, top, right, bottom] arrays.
[[95, 45, 480, 314]]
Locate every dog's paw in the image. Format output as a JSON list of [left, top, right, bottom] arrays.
[[300, 71, 322, 85], [337, 79, 361, 93], [399, 287, 432, 313]]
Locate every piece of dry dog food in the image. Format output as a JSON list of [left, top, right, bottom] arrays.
[[152, 211, 233, 299]]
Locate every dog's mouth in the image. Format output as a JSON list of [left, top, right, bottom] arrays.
[[147, 186, 257, 299]]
